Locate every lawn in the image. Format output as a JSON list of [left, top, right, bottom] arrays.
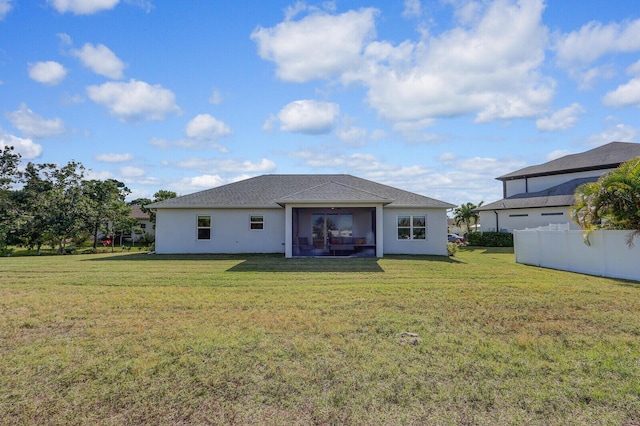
[[1, 248, 639, 425]]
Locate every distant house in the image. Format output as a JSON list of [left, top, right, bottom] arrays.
[[147, 174, 455, 257], [130, 204, 154, 242], [477, 141, 640, 232]]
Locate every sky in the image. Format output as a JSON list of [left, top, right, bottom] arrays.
[[1, 0, 639, 207]]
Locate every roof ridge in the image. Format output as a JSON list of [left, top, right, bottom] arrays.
[[277, 180, 392, 201]]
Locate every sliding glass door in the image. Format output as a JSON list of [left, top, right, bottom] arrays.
[[312, 212, 353, 250]]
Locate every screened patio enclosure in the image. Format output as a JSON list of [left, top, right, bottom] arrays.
[[290, 206, 379, 257]]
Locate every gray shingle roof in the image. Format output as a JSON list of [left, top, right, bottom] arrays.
[[477, 177, 598, 211], [147, 174, 454, 209], [498, 141, 640, 180]]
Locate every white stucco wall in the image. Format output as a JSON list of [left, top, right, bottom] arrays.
[[155, 208, 285, 254], [479, 207, 580, 233], [156, 206, 449, 256], [382, 208, 449, 256]]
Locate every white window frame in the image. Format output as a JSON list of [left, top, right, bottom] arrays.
[[197, 215, 211, 240], [397, 215, 426, 240], [249, 214, 264, 231]]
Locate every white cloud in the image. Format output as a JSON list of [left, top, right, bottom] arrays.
[[6, 104, 65, 139], [536, 103, 585, 131], [254, 1, 552, 124], [546, 149, 572, 161], [120, 166, 144, 177], [57, 32, 73, 45], [209, 88, 223, 105], [48, 0, 119, 15], [0, 133, 43, 159], [439, 152, 525, 175], [177, 174, 226, 190], [72, 43, 126, 79], [175, 157, 276, 174], [84, 169, 115, 181], [185, 114, 232, 140], [94, 153, 133, 162], [402, 0, 422, 19], [148, 137, 170, 148], [627, 59, 640, 76], [0, 0, 14, 20], [555, 18, 640, 69], [251, 7, 378, 82], [125, 0, 153, 13], [262, 114, 277, 132], [60, 92, 85, 105], [86, 79, 181, 122], [370, 129, 387, 141], [28, 61, 67, 85], [359, 0, 552, 123], [554, 18, 640, 86], [392, 118, 438, 143], [336, 124, 367, 147], [288, 148, 528, 205], [168, 171, 267, 193], [586, 123, 638, 147], [602, 78, 640, 108], [277, 100, 340, 134]]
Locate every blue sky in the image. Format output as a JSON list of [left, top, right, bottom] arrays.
[[1, 0, 639, 206]]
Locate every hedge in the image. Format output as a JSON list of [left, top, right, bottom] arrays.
[[467, 231, 514, 247]]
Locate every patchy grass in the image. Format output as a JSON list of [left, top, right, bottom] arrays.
[[1, 248, 639, 425]]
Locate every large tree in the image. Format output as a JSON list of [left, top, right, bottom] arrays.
[[82, 179, 131, 252], [133, 189, 177, 224], [20, 161, 87, 254], [0, 146, 21, 251], [13, 162, 55, 254], [453, 201, 484, 236], [571, 158, 640, 245]]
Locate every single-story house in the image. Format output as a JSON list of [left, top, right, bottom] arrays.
[[147, 174, 455, 257], [476, 141, 640, 232]]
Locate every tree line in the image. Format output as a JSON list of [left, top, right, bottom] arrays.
[[1, 145, 175, 255]]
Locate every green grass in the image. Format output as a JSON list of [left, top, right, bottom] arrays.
[[1, 248, 639, 425]]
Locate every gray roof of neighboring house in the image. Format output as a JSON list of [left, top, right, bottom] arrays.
[[477, 177, 598, 211], [130, 204, 150, 220], [147, 174, 455, 209], [497, 141, 640, 181]]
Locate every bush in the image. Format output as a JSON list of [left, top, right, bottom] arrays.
[[467, 231, 513, 247], [447, 242, 458, 256]]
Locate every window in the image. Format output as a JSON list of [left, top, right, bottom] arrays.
[[509, 214, 528, 217], [140, 223, 146, 229], [397, 215, 426, 240], [541, 212, 564, 216], [197, 215, 211, 240], [250, 215, 264, 230]]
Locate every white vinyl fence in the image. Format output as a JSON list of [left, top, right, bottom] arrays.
[[514, 225, 639, 282]]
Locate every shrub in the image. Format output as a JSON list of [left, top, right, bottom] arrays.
[[447, 242, 458, 256], [467, 231, 513, 247]]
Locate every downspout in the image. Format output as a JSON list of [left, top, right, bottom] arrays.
[[494, 210, 499, 232]]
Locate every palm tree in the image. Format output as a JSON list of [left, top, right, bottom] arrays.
[[571, 158, 640, 245], [453, 201, 484, 236]]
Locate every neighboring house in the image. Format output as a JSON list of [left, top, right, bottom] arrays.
[[130, 204, 155, 242], [147, 174, 455, 257], [101, 204, 155, 244], [477, 141, 640, 232]]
